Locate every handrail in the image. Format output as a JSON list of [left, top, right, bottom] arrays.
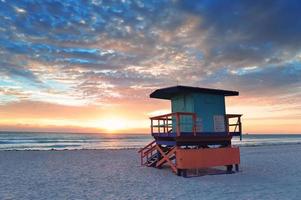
[[138, 140, 155, 153], [150, 112, 242, 139], [225, 114, 242, 140], [138, 140, 157, 166], [143, 145, 157, 156], [150, 112, 197, 137], [226, 114, 242, 118], [150, 112, 197, 120]]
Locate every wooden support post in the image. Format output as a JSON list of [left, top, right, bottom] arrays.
[[235, 164, 239, 172], [239, 117, 242, 141], [177, 169, 182, 176], [164, 116, 166, 133], [227, 165, 233, 173], [176, 113, 180, 136], [193, 114, 196, 136], [225, 115, 229, 134]]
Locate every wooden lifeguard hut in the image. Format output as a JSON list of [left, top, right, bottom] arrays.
[[139, 85, 242, 177]]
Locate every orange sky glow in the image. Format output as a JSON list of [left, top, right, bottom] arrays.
[[0, 95, 300, 134]]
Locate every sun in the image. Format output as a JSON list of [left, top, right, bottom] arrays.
[[88, 116, 148, 133], [98, 118, 127, 132]]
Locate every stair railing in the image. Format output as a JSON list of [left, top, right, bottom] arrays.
[[138, 140, 157, 165]]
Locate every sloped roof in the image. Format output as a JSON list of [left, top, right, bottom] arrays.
[[150, 85, 239, 100]]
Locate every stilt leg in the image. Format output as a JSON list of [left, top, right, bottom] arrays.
[[235, 164, 239, 172], [177, 169, 182, 176], [226, 165, 233, 173]]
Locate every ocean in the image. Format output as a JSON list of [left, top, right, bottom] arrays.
[[0, 132, 301, 150]]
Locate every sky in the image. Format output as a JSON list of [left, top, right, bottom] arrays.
[[0, 0, 300, 134]]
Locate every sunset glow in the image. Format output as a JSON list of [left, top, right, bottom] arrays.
[[0, 1, 300, 134]]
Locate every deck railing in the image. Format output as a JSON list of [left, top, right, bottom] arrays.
[[225, 114, 243, 140], [150, 112, 197, 136], [150, 112, 242, 138]]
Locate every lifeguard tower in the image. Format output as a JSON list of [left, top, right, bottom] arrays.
[[139, 85, 242, 177]]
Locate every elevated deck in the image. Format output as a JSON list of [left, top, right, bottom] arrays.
[[150, 112, 242, 146]]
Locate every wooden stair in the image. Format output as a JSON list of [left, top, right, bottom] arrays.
[[139, 141, 177, 173]]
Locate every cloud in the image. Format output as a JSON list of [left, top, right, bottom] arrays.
[[204, 61, 301, 95], [0, 0, 300, 110]]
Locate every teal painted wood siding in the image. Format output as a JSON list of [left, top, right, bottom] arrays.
[[171, 94, 194, 132], [193, 93, 226, 132], [171, 93, 226, 133]]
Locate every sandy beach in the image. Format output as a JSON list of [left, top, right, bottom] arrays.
[[1, 144, 301, 200]]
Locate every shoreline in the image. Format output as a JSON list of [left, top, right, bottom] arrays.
[[1, 142, 300, 151]]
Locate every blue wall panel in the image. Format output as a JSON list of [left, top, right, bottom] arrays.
[[193, 93, 225, 132], [170, 93, 226, 133]]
